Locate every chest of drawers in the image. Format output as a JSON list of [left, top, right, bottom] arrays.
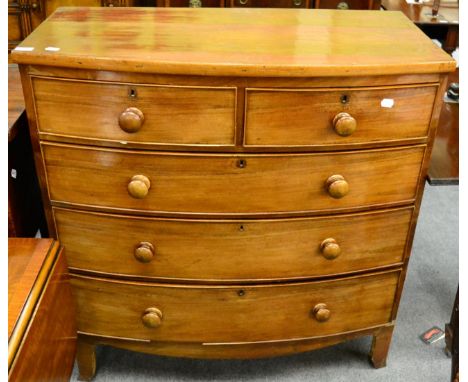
[[12, 7, 455, 381]]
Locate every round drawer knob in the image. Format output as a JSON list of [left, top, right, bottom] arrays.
[[119, 107, 145, 133], [333, 112, 356, 136], [142, 307, 163, 328], [134, 242, 155, 263], [128, 175, 151, 199], [320, 238, 341, 260], [326, 175, 349, 199], [313, 303, 331, 322]]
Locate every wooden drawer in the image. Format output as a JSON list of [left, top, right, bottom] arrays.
[[71, 270, 399, 343], [315, 0, 380, 9], [229, 0, 309, 8], [43, 143, 425, 215], [244, 85, 437, 147], [32, 77, 237, 147], [55, 207, 412, 281]]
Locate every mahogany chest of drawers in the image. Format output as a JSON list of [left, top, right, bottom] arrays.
[[12, 7, 455, 381]]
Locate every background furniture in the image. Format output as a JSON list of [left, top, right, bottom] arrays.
[[8, 238, 76, 381], [8, 64, 47, 237], [427, 68, 458, 185], [381, 0, 458, 53], [445, 287, 459, 382], [12, 7, 454, 381], [156, 0, 379, 8]]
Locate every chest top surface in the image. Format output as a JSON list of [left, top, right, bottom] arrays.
[[12, 7, 455, 77]]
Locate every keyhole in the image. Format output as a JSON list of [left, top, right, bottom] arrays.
[[128, 87, 137, 99], [340, 94, 349, 104], [239, 225, 245, 232], [238, 289, 245, 297], [237, 159, 246, 168]]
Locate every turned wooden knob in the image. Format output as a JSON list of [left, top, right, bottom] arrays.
[[128, 175, 151, 199], [119, 107, 145, 133], [326, 175, 349, 199], [134, 242, 155, 263], [320, 238, 341, 260], [313, 303, 331, 322], [333, 112, 356, 136], [141, 307, 163, 328]]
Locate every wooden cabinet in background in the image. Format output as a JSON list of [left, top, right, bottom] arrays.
[[314, 0, 380, 9]]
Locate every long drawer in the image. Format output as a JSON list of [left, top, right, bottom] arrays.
[[55, 207, 412, 281], [32, 77, 237, 147], [245, 85, 437, 147], [71, 270, 399, 343], [43, 143, 425, 215]]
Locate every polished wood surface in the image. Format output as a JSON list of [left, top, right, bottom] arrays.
[[245, 85, 437, 147], [43, 143, 425, 215], [54, 206, 412, 281], [71, 270, 399, 343], [11, 8, 456, 77], [8, 239, 76, 382], [8, 238, 55, 339], [33, 76, 236, 147], [427, 68, 458, 184]]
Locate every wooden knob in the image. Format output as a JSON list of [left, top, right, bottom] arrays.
[[141, 307, 163, 328], [320, 238, 341, 260], [128, 175, 151, 199], [326, 175, 349, 199], [119, 107, 144, 133], [134, 242, 155, 263], [313, 303, 331, 322], [333, 112, 356, 136]]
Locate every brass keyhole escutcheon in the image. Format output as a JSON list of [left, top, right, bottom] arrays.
[[340, 94, 349, 104], [337, 1, 349, 9]]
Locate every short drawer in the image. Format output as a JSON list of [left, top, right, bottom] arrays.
[[55, 207, 412, 281], [244, 85, 437, 147], [32, 77, 236, 147], [229, 0, 309, 8], [71, 271, 399, 343], [315, 0, 380, 9], [43, 143, 425, 215]]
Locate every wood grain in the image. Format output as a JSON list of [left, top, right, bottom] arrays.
[[8, 64, 25, 141], [11, 8, 456, 76], [245, 85, 437, 147], [33, 76, 237, 147], [42, 143, 425, 216], [54, 206, 412, 282], [71, 270, 399, 343], [8, 239, 76, 382]]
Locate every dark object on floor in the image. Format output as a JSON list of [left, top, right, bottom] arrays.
[[446, 83, 459, 101], [445, 287, 458, 382], [8, 238, 77, 381]]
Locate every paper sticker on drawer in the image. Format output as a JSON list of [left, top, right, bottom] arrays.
[[381, 99, 394, 108]]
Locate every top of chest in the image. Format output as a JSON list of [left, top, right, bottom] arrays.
[[12, 7, 455, 77]]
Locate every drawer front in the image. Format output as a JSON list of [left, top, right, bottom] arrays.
[[315, 0, 379, 9], [55, 207, 412, 281], [43, 143, 425, 215], [71, 271, 399, 342], [245, 85, 437, 147], [230, 0, 309, 8], [32, 77, 236, 146]]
